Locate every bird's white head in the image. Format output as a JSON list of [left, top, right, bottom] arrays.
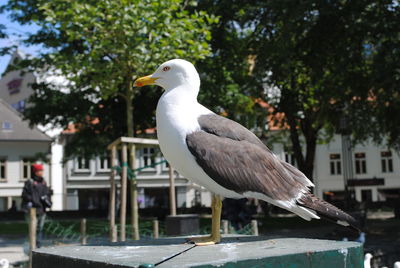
[[134, 59, 200, 93], [364, 253, 373, 261]]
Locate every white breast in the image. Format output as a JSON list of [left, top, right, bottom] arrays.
[[156, 89, 242, 198]]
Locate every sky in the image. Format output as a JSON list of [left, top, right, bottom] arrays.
[[0, 0, 42, 75]]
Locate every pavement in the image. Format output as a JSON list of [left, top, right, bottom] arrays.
[[0, 236, 29, 266]]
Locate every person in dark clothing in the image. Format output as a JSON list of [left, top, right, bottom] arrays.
[[222, 198, 253, 231], [7, 200, 17, 212], [21, 163, 52, 248]]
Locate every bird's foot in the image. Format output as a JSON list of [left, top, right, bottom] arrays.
[[186, 235, 220, 246]]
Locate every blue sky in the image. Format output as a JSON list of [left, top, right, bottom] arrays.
[[0, 0, 42, 74]]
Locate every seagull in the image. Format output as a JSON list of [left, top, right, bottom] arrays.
[[0, 259, 9, 268], [134, 59, 359, 245], [355, 232, 366, 243], [364, 253, 373, 268]]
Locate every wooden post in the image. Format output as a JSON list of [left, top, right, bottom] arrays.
[[222, 219, 229, 235], [80, 218, 87, 245], [251, 220, 259, 236], [120, 143, 128, 241], [153, 219, 159, 239], [29, 207, 36, 268], [168, 165, 176, 216], [111, 225, 117, 242], [109, 146, 117, 242], [130, 144, 140, 240], [6, 196, 12, 210]]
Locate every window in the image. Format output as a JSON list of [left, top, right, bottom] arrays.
[[97, 155, 110, 172], [140, 147, 157, 169], [329, 154, 342, 175], [381, 151, 393, 173], [0, 159, 6, 181], [7, 78, 22, 95], [194, 189, 201, 206], [285, 153, 296, 166], [161, 154, 170, 171], [22, 158, 34, 180], [75, 157, 90, 171], [355, 153, 367, 174], [2, 122, 12, 131], [11, 100, 26, 112]]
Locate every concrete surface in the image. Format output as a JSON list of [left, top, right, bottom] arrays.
[[32, 236, 363, 268], [0, 236, 29, 266]]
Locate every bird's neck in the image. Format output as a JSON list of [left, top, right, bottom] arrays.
[[162, 85, 199, 106]]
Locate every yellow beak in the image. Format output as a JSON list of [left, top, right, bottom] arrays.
[[133, 75, 158, 87]]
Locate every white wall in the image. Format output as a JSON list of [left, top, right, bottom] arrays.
[[0, 141, 51, 211], [49, 139, 64, 210], [272, 134, 400, 202]]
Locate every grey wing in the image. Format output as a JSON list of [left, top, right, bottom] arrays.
[[198, 114, 269, 150], [186, 130, 312, 202]]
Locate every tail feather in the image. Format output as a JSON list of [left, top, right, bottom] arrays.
[[298, 193, 361, 232]]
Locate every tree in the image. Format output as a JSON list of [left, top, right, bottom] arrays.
[[2, 0, 217, 240], [196, 0, 264, 131], [245, 0, 398, 181], [2, 0, 216, 151]]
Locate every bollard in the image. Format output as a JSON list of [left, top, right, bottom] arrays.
[[80, 218, 87, 245], [111, 225, 118, 243], [222, 220, 229, 235], [29, 207, 37, 268], [168, 165, 176, 216], [251, 220, 258, 236], [153, 220, 159, 239]]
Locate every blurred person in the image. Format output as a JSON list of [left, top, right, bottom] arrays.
[[222, 198, 253, 230], [7, 200, 17, 212], [21, 163, 52, 248]]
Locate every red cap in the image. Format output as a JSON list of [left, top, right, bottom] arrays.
[[32, 163, 44, 173]]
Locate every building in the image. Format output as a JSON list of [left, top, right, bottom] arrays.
[[255, 99, 400, 204], [61, 130, 212, 211], [271, 134, 400, 204], [0, 50, 65, 211], [0, 99, 52, 211], [313, 135, 399, 203]]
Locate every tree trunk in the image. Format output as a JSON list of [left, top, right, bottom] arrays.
[[125, 86, 140, 240], [285, 114, 317, 182], [126, 89, 134, 137]]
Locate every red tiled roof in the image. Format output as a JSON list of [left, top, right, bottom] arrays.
[[254, 98, 288, 131]]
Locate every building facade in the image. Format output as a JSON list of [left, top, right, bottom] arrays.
[[0, 99, 52, 211], [61, 134, 212, 211], [272, 134, 400, 203], [0, 50, 65, 211]]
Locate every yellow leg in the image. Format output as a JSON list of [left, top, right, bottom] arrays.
[[187, 195, 222, 246]]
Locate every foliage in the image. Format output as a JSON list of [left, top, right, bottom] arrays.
[[0, 24, 6, 39], [245, 0, 400, 178], [196, 0, 264, 130], [1, 0, 217, 157]]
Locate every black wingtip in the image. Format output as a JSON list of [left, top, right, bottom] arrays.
[[298, 193, 362, 233]]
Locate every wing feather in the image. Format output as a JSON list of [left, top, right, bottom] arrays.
[[186, 129, 311, 202], [186, 114, 359, 230]]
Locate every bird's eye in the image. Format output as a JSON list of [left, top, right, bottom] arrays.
[[162, 66, 171, 72]]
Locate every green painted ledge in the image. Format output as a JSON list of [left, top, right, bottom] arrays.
[[32, 236, 363, 268]]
